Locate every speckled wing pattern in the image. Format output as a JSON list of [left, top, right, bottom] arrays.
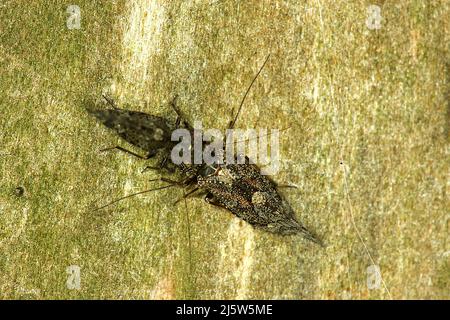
[[198, 159, 322, 245], [88, 109, 173, 152]]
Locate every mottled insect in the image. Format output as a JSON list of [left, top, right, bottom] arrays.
[[179, 55, 322, 245], [197, 156, 322, 245], [90, 55, 322, 246]]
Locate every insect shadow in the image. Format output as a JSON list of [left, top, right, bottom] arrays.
[[86, 95, 189, 172]]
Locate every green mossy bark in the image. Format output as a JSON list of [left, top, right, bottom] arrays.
[[0, 1, 448, 299]]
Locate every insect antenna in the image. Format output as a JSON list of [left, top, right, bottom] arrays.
[[94, 178, 176, 211], [232, 125, 292, 145], [182, 191, 193, 295], [102, 94, 119, 110], [228, 54, 271, 130]]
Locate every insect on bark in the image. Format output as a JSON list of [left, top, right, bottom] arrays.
[[89, 55, 323, 246], [197, 156, 322, 245], [192, 55, 323, 245]]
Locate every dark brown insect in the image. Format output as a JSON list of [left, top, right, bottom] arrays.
[[197, 156, 323, 245], [89, 55, 322, 246]]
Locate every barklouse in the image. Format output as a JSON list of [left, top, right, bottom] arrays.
[[188, 55, 322, 244], [89, 55, 322, 245], [197, 156, 323, 245]]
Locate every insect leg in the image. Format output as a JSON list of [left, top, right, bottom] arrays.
[[159, 176, 192, 186], [141, 152, 175, 173], [204, 192, 228, 210], [100, 146, 156, 160], [169, 95, 193, 130], [93, 183, 175, 211], [173, 187, 205, 205], [102, 94, 119, 110]]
